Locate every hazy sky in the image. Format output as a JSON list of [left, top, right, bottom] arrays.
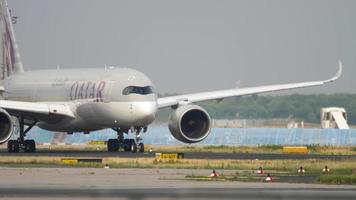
[[8, 0, 356, 94]]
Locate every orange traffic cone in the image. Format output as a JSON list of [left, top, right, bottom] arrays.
[[265, 173, 272, 182], [322, 165, 330, 174], [210, 169, 219, 177], [298, 166, 305, 175]]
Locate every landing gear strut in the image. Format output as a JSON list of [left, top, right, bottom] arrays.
[[7, 116, 37, 153], [107, 127, 146, 153], [134, 127, 144, 153]]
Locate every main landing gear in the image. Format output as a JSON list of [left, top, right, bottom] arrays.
[[107, 127, 146, 153], [7, 116, 37, 153]]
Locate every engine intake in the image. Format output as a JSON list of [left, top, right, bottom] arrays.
[[0, 108, 13, 144], [168, 104, 211, 143]]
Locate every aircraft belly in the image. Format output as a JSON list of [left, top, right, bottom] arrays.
[[37, 119, 104, 132], [76, 101, 156, 127]]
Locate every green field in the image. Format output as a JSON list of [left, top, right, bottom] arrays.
[[0, 144, 355, 185]]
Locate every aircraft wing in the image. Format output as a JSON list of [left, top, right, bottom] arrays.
[[0, 100, 75, 118], [157, 61, 342, 109]]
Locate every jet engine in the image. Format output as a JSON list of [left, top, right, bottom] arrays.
[[168, 104, 211, 143], [0, 108, 13, 144]]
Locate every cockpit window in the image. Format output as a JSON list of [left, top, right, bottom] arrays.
[[122, 86, 154, 95]]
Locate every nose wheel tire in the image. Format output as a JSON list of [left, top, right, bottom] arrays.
[[123, 139, 129, 152], [130, 140, 137, 153], [107, 138, 144, 153], [138, 143, 144, 153], [107, 139, 119, 152], [123, 139, 132, 152], [111, 127, 146, 153]]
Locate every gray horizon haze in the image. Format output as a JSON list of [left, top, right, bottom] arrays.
[[8, 0, 356, 94]]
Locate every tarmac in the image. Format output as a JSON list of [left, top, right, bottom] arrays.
[[0, 149, 355, 199], [0, 150, 355, 160], [0, 168, 355, 200]]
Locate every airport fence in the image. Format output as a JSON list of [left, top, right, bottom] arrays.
[[18, 126, 356, 146]]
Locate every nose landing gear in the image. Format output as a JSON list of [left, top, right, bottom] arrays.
[[107, 126, 146, 153]]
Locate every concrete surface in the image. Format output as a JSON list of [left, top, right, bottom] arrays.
[[0, 168, 355, 199]]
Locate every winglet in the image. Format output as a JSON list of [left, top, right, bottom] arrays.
[[324, 60, 342, 83]]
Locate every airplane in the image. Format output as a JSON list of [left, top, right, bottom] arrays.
[[0, 0, 342, 153]]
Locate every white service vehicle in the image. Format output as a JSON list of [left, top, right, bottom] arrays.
[[321, 107, 349, 129]]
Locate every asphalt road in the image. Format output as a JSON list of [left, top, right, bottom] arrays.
[[1, 188, 355, 200], [0, 168, 355, 200], [0, 150, 354, 160]]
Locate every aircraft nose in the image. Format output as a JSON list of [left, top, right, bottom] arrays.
[[132, 101, 157, 124]]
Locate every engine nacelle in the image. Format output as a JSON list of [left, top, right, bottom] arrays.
[[168, 104, 211, 143], [0, 108, 13, 144]]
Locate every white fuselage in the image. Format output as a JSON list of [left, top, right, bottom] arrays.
[[3, 67, 157, 132]]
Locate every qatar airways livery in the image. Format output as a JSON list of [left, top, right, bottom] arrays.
[[0, 0, 342, 153]]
